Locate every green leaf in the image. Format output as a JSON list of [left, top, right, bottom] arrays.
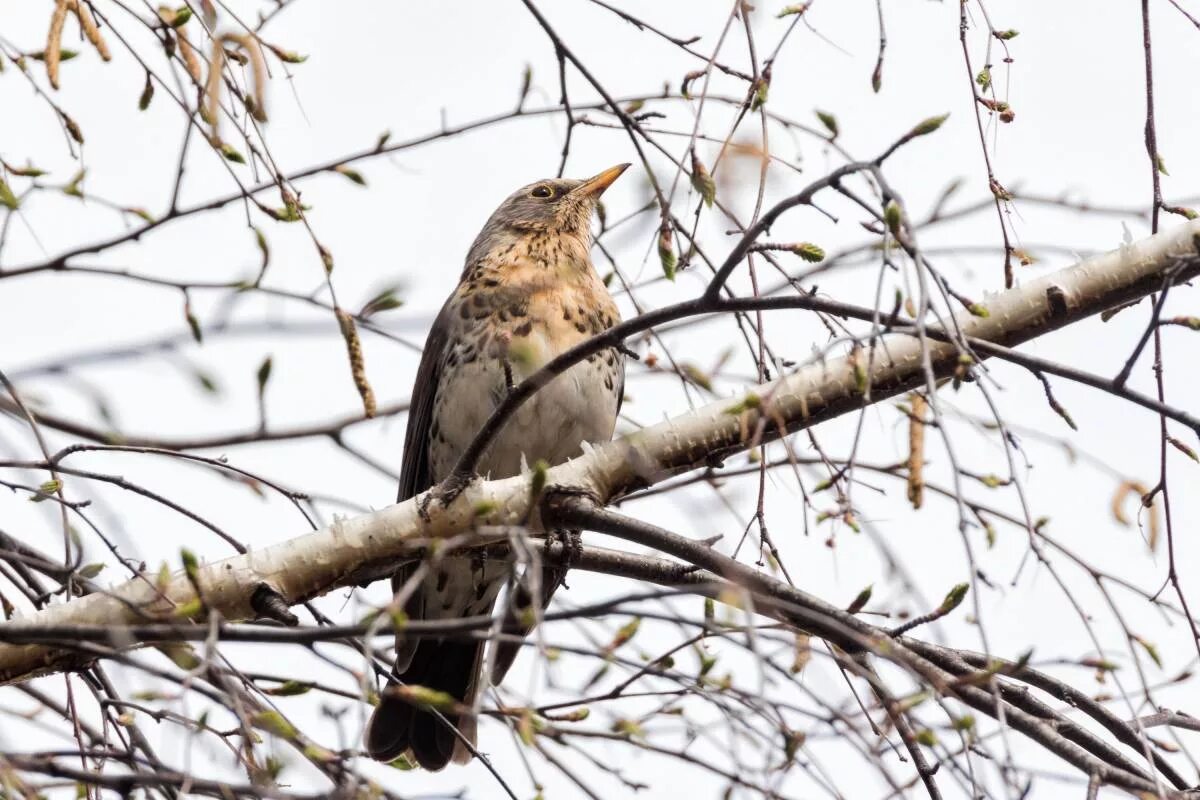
[[63, 169, 85, 198], [253, 710, 298, 739], [690, 151, 716, 208], [791, 242, 825, 262], [846, 584, 873, 614], [938, 582, 969, 614], [1134, 635, 1163, 669], [777, 3, 810, 17], [256, 356, 273, 391], [184, 303, 202, 344], [915, 729, 938, 747], [78, 563, 106, 579], [265, 680, 313, 697], [994, 29, 1019, 40], [180, 548, 199, 582], [529, 458, 549, 500], [387, 754, 417, 770], [884, 201, 902, 235], [334, 164, 366, 185], [751, 78, 769, 111], [395, 685, 458, 711], [909, 113, 950, 138], [219, 143, 246, 164], [360, 287, 404, 318], [138, 73, 154, 110], [0, 179, 19, 210], [815, 109, 838, 139], [658, 224, 676, 281]]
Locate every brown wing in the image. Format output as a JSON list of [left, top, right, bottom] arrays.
[[390, 298, 454, 671], [397, 300, 454, 503]]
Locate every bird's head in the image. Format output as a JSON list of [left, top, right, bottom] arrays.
[[468, 164, 630, 259]]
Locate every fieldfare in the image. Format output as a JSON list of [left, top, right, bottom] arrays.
[[365, 164, 629, 770]]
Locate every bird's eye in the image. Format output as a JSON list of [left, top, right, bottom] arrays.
[[530, 185, 554, 199]]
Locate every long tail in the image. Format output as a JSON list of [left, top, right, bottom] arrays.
[[364, 638, 484, 770]]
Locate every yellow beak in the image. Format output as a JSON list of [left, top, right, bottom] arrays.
[[574, 163, 631, 197]]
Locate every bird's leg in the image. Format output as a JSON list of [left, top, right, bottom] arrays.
[[555, 528, 583, 590], [501, 356, 515, 395]]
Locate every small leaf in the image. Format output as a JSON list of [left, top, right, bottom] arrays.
[[334, 164, 366, 185], [253, 710, 298, 739], [393, 684, 458, 711], [938, 582, 969, 614], [658, 222, 676, 281], [5, 163, 45, 178], [605, 618, 641, 653], [1133, 635, 1163, 669], [138, 72, 154, 110], [1155, 153, 1169, 176], [791, 242, 824, 263], [690, 150, 715, 208], [266, 44, 308, 64], [219, 143, 246, 164], [168, 6, 193, 27], [815, 109, 838, 139], [184, 299, 202, 343], [791, 633, 812, 674], [750, 77, 769, 111], [63, 169, 85, 197], [360, 287, 403, 318], [967, 303, 989, 318], [180, 548, 199, 581], [846, 584, 873, 614], [194, 370, 219, 394], [975, 68, 991, 92], [0, 179, 19, 210], [993, 29, 1019, 40], [265, 680, 313, 697], [78, 563, 105, 579], [777, 3, 810, 17], [256, 356, 273, 391], [1167, 436, 1198, 462], [529, 458, 549, 500], [681, 363, 713, 391], [909, 113, 950, 138], [884, 201, 902, 235]]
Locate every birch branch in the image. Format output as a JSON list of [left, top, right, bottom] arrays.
[[1, 220, 1197, 685]]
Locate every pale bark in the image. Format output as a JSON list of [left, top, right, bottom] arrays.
[[1, 220, 1197, 685]]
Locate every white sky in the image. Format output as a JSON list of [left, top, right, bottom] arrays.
[[1, 1, 1199, 798]]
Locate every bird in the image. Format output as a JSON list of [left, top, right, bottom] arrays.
[[365, 164, 629, 770]]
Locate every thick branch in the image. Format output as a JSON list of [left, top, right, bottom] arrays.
[[1, 221, 1197, 687]]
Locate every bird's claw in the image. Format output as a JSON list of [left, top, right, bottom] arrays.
[[417, 471, 475, 522], [553, 529, 583, 590]]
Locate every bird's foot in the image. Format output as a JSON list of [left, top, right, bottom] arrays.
[[552, 529, 583, 590], [418, 471, 475, 522]]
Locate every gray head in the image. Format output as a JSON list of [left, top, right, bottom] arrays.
[[466, 164, 630, 264]]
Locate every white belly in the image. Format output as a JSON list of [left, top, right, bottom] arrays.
[[429, 350, 620, 482]]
